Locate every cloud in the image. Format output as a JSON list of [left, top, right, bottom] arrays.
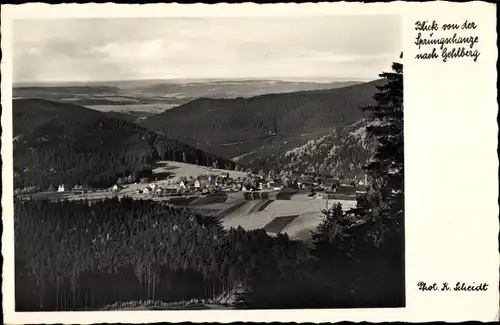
[[13, 16, 401, 82]]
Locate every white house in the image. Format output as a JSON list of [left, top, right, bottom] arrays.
[[194, 180, 201, 188], [58, 185, 65, 192], [356, 185, 368, 194], [179, 181, 186, 189], [112, 184, 120, 191]]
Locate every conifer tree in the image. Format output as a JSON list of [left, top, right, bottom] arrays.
[[357, 58, 404, 246], [312, 203, 349, 246]]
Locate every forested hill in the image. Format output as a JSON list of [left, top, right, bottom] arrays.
[[13, 98, 236, 190], [248, 119, 376, 178], [140, 80, 384, 160]]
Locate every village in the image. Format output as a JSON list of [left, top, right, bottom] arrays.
[[25, 160, 368, 204], [15, 161, 368, 242], [16, 160, 369, 202]]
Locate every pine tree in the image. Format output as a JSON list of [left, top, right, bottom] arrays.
[[357, 59, 404, 246], [312, 203, 350, 247]]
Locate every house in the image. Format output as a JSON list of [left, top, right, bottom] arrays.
[[321, 179, 340, 192], [297, 177, 316, 189], [267, 180, 283, 190], [143, 188, 150, 194], [58, 185, 65, 192], [338, 185, 357, 195], [356, 185, 368, 194], [194, 180, 201, 188], [179, 181, 186, 189], [112, 184, 121, 192]]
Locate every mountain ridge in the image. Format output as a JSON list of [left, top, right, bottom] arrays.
[[140, 79, 384, 161]]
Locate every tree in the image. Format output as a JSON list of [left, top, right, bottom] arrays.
[[312, 203, 350, 248], [126, 174, 135, 184], [357, 59, 403, 246]]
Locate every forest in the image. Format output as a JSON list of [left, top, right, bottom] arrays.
[[13, 98, 236, 190], [15, 197, 403, 311], [15, 198, 310, 310]]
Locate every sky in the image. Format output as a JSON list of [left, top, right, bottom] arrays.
[[13, 16, 401, 83]]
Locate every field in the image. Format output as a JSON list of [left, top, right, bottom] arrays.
[[219, 196, 357, 243], [263, 215, 299, 234], [152, 160, 249, 182], [86, 103, 178, 113]]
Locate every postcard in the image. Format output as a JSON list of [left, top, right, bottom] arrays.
[[1, 2, 498, 323]]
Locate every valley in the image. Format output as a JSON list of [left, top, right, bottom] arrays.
[[13, 80, 376, 246], [13, 72, 403, 311]]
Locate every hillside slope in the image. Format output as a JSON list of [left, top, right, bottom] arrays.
[[140, 80, 383, 161], [13, 98, 236, 190], [248, 119, 376, 178]]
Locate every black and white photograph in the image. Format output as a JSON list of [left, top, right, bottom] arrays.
[[11, 11, 404, 312]]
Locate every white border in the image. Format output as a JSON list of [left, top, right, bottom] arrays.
[[2, 2, 498, 323]]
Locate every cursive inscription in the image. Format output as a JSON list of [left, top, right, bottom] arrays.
[[418, 281, 489, 292], [454, 281, 489, 292], [414, 19, 481, 62]]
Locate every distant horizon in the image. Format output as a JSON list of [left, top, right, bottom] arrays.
[[13, 76, 376, 87]]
